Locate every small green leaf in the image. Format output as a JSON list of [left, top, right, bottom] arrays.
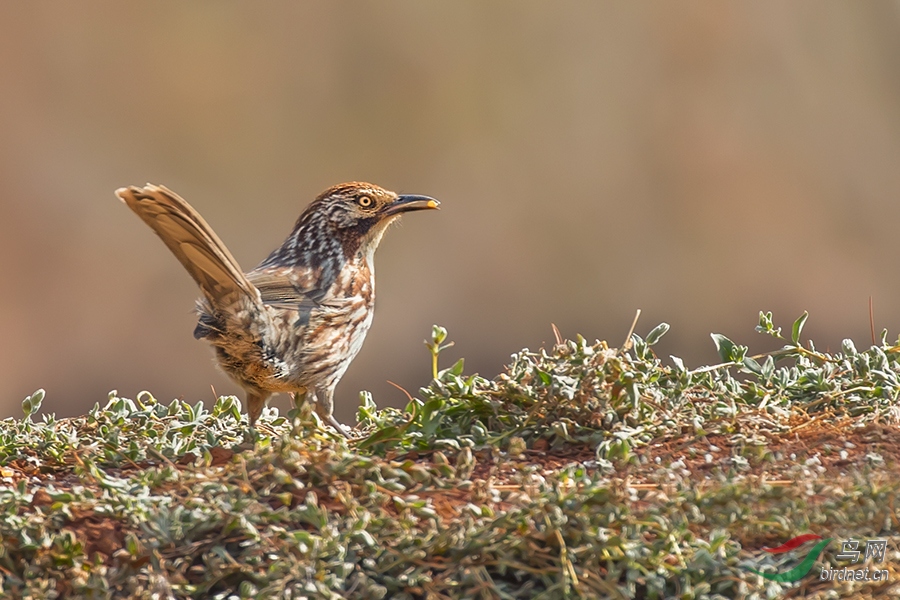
[[448, 357, 465, 376], [711, 333, 737, 363], [742, 357, 762, 375], [645, 322, 670, 346], [29, 389, 45, 413], [841, 339, 857, 356], [21, 389, 45, 418], [355, 426, 400, 450], [791, 311, 809, 345], [438, 358, 465, 379], [756, 311, 782, 338], [761, 355, 775, 380], [230, 398, 242, 422], [536, 369, 552, 385]]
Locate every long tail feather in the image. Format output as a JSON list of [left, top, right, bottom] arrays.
[[116, 184, 255, 305]]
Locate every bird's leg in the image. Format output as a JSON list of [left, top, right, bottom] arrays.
[[327, 414, 352, 439], [234, 389, 272, 449], [314, 387, 352, 438], [246, 390, 271, 427]]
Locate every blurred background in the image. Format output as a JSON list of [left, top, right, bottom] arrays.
[[3, 2, 900, 422]]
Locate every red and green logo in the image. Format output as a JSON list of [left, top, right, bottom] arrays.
[[749, 534, 832, 582]]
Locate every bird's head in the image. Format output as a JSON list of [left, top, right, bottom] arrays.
[[307, 182, 439, 257]]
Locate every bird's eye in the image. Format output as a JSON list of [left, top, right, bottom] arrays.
[[357, 195, 373, 208]]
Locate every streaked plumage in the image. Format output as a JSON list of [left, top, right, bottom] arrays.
[[117, 182, 439, 436]]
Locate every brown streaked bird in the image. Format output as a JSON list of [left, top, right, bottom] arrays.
[[117, 182, 439, 436]]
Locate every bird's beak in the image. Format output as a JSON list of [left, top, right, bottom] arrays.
[[383, 194, 440, 216]]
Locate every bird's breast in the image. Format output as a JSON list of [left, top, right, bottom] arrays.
[[268, 258, 374, 387]]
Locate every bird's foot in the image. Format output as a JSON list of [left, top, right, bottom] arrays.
[[326, 414, 353, 439]]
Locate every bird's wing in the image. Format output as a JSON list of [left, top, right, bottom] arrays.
[[246, 267, 325, 326]]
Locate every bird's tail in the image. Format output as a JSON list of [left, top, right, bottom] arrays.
[[116, 184, 256, 306]]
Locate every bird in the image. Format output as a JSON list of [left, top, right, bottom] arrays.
[[116, 182, 439, 437]]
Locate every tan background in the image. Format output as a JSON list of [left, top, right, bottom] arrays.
[[3, 2, 900, 422]]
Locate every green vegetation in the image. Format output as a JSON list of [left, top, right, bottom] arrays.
[[1, 313, 899, 599]]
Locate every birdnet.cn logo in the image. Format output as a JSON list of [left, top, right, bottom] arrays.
[[748, 534, 890, 583]]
